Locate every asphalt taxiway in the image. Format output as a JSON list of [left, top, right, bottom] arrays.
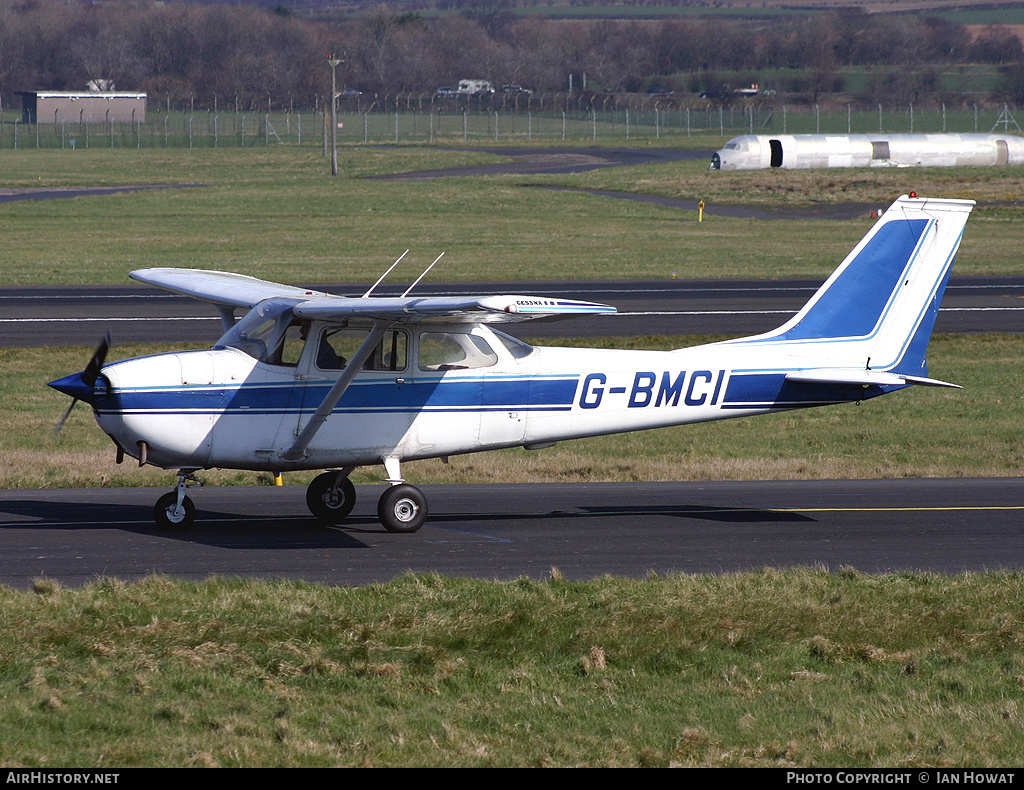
[[1, 478, 1022, 589], [2, 275, 1022, 347]]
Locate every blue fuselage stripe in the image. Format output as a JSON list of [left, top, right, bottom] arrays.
[[99, 375, 581, 416], [96, 370, 892, 420], [722, 372, 888, 409]]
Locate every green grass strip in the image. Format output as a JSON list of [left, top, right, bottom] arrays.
[[1, 569, 1023, 767]]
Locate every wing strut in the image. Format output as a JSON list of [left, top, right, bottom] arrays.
[[216, 306, 237, 333], [280, 320, 389, 462]]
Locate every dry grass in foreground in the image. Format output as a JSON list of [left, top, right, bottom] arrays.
[[1, 569, 1023, 767]]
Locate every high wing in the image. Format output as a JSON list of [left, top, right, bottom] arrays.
[[293, 294, 616, 323], [130, 267, 330, 309], [129, 267, 617, 323]]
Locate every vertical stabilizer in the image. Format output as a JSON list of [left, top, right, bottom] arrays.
[[731, 195, 974, 381]]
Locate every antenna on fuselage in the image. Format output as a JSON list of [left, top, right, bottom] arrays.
[[401, 252, 445, 298], [362, 249, 409, 298]]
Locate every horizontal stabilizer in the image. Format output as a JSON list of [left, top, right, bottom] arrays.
[[786, 369, 961, 389]]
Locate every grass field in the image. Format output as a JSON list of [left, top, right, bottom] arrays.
[[488, 1, 1024, 24], [0, 145, 1022, 286], [3, 569, 1024, 767]]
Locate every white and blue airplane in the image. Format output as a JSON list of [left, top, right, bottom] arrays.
[[49, 195, 973, 533]]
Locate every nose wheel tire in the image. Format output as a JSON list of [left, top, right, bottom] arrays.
[[306, 472, 357, 524], [377, 484, 427, 533], [154, 492, 195, 531]]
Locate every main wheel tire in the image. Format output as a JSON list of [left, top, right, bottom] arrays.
[[154, 491, 195, 531], [306, 472, 357, 524], [377, 484, 427, 533]]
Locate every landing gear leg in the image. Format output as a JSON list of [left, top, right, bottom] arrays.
[[154, 469, 203, 531], [377, 456, 427, 533]]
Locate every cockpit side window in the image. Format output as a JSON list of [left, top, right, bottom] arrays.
[[278, 322, 307, 366], [315, 327, 408, 372], [376, 329, 408, 371]]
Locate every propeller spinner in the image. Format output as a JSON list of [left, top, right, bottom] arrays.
[[49, 334, 110, 434]]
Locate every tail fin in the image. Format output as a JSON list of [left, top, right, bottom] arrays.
[[732, 195, 973, 385]]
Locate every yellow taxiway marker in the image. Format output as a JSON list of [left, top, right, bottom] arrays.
[[774, 506, 1024, 513]]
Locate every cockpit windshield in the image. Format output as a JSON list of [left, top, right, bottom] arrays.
[[214, 297, 302, 364]]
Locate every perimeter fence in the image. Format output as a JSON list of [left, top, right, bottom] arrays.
[[0, 100, 1020, 150]]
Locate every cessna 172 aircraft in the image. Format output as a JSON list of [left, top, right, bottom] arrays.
[[50, 195, 973, 533]]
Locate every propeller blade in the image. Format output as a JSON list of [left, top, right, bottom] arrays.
[[82, 333, 110, 388], [54, 398, 78, 436]]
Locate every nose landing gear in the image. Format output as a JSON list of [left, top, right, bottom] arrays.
[[153, 469, 203, 531]]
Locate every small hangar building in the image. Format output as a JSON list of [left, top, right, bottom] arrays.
[[16, 91, 147, 125]]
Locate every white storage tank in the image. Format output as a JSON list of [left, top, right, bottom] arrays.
[[710, 133, 1024, 170]]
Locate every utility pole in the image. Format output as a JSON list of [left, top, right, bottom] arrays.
[[327, 54, 342, 176]]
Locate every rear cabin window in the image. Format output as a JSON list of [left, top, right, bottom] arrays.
[[492, 329, 534, 359], [418, 332, 498, 371]]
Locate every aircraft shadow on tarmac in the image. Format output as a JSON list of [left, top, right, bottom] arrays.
[[311, 503, 816, 531], [576, 504, 815, 523], [0, 498, 154, 525], [0, 498, 815, 550], [0, 498, 371, 549]]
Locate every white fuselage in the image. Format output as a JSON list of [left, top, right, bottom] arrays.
[[93, 322, 876, 473], [44, 195, 973, 532]]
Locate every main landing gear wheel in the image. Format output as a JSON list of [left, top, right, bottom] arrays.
[[154, 491, 195, 531], [306, 472, 357, 524], [377, 484, 427, 533]]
